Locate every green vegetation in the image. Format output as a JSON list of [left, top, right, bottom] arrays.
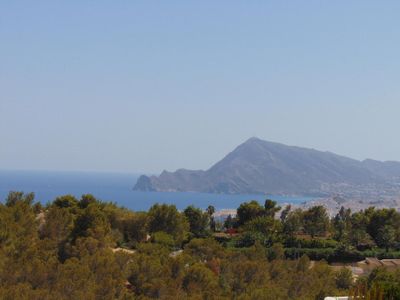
[[0, 192, 400, 299]]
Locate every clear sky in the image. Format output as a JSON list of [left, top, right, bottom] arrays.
[[1, 1, 400, 174]]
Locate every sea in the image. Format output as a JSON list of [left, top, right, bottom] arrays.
[[0, 170, 312, 211]]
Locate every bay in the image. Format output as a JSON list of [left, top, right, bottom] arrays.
[[0, 170, 312, 211]]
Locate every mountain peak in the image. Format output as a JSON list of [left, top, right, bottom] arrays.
[[133, 139, 400, 196], [245, 136, 262, 143]]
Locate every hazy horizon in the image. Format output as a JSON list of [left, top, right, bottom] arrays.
[[2, 136, 400, 175], [2, 2, 400, 173]]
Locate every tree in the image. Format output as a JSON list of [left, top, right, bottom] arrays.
[[283, 208, 303, 237], [333, 206, 352, 242], [206, 205, 215, 216], [348, 211, 373, 249], [127, 252, 168, 298], [182, 263, 218, 298], [0, 192, 39, 257], [54, 195, 79, 209], [123, 212, 148, 244], [147, 204, 189, 245], [5, 191, 35, 207], [54, 257, 96, 299], [236, 201, 264, 226], [267, 243, 285, 261], [79, 194, 97, 209], [350, 283, 385, 300], [184, 206, 210, 238], [280, 205, 291, 222], [366, 208, 400, 249], [303, 206, 329, 238], [150, 231, 175, 249], [335, 267, 353, 289], [264, 199, 281, 218], [365, 267, 400, 299], [308, 261, 338, 300], [40, 206, 74, 245], [71, 204, 113, 246], [184, 238, 225, 261], [206, 205, 216, 232], [376, 225, 396, 251], [243, 216, 282, 246], [227, 258, 270, 297], [224, 214, 234, 229], [296, 254, 310, 272]]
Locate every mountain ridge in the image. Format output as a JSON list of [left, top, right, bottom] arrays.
[[134, 137, 400, 196]]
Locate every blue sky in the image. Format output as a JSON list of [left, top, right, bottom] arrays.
[[1, 1, 400, 173]]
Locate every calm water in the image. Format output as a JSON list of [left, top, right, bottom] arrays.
[[0, 170, 312, 211]]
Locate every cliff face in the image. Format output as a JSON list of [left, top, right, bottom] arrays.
[[134, 137, 400, 195], [134, 175, 157, 192]]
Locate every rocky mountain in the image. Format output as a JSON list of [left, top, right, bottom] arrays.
[[134, 137, 400, 196]]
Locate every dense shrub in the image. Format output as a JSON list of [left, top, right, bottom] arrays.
[[362, 250, 400, 259], [285, 247, 366, 262], [285, 248, 336, 261], [285, 237, 338, 249]]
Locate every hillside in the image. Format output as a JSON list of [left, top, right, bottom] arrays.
[[134, 137, 400, 196]]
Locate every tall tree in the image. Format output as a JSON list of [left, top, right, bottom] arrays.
[[303, 206, 329, 238], [236, 201, 264, 226], [184, 206, 210, 238], [206, 205, 216, 232], [264, 199, 281, 218], [333, 206, 352, 242], [147, 204, 189, 245], [280, 205, 291, 222], [283, 208, 304, 237], [243, 216, 282, 246], [224, 214, 234, 229], [53, 195, 79, 209]]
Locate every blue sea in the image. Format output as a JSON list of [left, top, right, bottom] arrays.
[[0, 170, 312, 211]]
